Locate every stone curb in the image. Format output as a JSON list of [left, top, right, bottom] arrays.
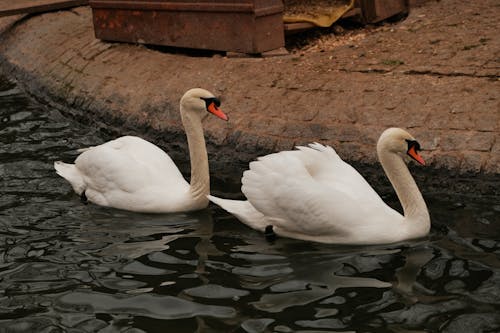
[[0, 1, 498, 196]]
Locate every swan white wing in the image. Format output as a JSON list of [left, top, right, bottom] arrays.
[[293, 143, 383, 202], [75, 136, 189, 194], [102, 136, 185, 181], [247, 143, 384, 204], [241, 154, 353, 237], [241, 145, 397, 238]]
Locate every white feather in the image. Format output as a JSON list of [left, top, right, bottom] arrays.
[[209, 129, 430, 245], [54, 88, 227, 213]]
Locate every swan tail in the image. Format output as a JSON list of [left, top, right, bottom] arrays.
[[77, 147, 93, 153], [208, 195, 268, 231], [54, 161, 86, 195]]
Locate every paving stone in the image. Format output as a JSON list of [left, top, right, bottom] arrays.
[[467, 132, 496, 152], [0, 0, 498, 191]]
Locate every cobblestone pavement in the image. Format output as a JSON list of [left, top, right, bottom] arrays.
[[0, 0, 498, 194]]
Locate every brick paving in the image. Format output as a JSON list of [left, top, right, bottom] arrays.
[[0, 0, 498, 194]]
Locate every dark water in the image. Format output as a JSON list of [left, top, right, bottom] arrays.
[[1, 75, 499, 333]]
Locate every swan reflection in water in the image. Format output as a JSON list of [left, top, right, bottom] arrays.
[[55, 199, 436, 322]]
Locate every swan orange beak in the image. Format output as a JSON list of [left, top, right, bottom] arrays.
[[208, 102, 228, 121], [407, 146, 425, 166]]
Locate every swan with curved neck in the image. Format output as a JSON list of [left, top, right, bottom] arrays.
[[209, 128, 430, 244], [55, 88, 228, 213]]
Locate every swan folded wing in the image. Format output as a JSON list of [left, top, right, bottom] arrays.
[[241, 152, 361, 237], [103, 136, 186, 181], [76, 147, 152, 194], [278, 143, 383, 203], [75, 141, 189, 195], [241, 145, 398, 237]]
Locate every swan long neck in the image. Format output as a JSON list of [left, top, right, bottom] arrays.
[[377, 147, 430, 228], [180, 107, 210, 205]]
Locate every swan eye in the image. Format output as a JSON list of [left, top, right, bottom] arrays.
[[200, 97, 221, 110], [200, 97, 228, 121], [405, 139, 425, 165], [405, 139, 421, 152]]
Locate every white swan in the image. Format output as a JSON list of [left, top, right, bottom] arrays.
[[209, 128, 430, 245], [55, 88, 228, 213]]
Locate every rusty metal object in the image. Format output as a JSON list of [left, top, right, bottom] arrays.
[[89, 0, 285, 54], [0, 0, 88, 17]]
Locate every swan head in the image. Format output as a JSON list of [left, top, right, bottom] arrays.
[[180, 88, 228, 121], [377, 128, 425, 165]]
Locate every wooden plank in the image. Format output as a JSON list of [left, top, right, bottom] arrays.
[[284, 22, 316, 35], [359, 0, 409, 23], [342, 7, 362, 19], [0, 0, 88, 17]]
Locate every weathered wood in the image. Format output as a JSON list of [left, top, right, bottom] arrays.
[[0, 0, 88, 17], [284, 22, 316, 35], [342, 7, 362, 19], [359, 0, 409, 23]]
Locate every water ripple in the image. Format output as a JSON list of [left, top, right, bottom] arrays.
[[0, 74, 499, 332], [55, 291, 236, 320]]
